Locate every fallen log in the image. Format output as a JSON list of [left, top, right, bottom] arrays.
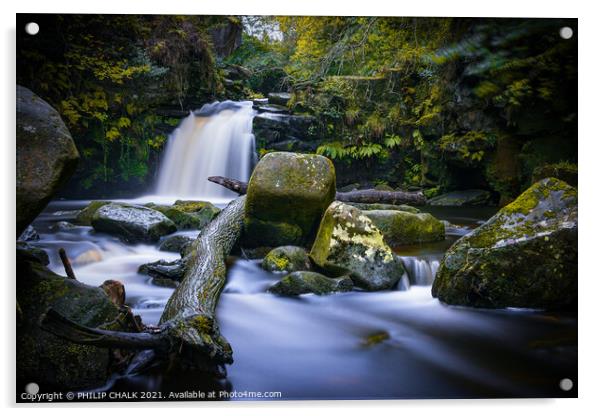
[[336, 188, 425, 205], [208, 175, 426, 205], [41, 196, 247, 376], [208, 175, 247, 194]]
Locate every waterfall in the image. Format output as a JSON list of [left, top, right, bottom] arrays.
[[401, 257, 441, 286], [156, 101, 256, 201]]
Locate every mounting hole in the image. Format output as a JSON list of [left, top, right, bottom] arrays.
[[559, 378, 573, 391], [25, 382, 39, 395], [25, 22, 39, 36], [559, 26, 573, 40]]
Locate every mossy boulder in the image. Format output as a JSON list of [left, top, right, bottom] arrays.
[[91, 203, 177, 243], [158, 235, 196, 256], [432, 178, 577, 309], [16, 85, 80, 236], [146, 200, 220, 230], [17, 252, 133, 390], [50, 221, 77, 232], [74, 200, 110, 225], [243, 152, 336, 247], [261, 246, 311, 272], [310, 201, 405, 291], [428, 189, 492, 206], [363, 210, 445, 246], [268, 271, 353, 296], [138, 258, 188, 281]]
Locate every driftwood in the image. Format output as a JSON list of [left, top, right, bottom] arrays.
[[208, 176, 247, 194], [208, 175, 426, 205], [336, 188, 425, 205], [58, 248, 77, 280], [41, 196, 247, 375]]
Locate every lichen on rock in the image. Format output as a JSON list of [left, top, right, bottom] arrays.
[[310, 201, 405, 291], [432, 178, 577, 309], [261, 246, 312, 272], [91, 202, 177, 243]]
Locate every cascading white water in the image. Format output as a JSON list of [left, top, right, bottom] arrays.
[[401, 257, 441, 286], [156, 101, 256, 202]]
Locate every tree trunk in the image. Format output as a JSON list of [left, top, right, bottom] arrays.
[[336, 188, 426, 205], [208, 175, 426, 205], [41, 196, 247, 376]]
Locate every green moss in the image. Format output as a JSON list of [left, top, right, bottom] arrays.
[[432, 177, 577, 309], [243, 217, 304, 247], [147, 201, 219, 230], [503, 188, 540, 215], [423, 186, 441, 199], [310, 201, 404, 291], [361, 331, 390, 347], [191, 315, 213, 333], [17, 255, 130, 390], [261, 246, 311, 272], [244, 152, 336, 247], [503, 177, 575, 215], [531, 162, 577, 187], [264, 252, 289, 271], [75, 200, 110, 225], [364, 210, 445, 246]]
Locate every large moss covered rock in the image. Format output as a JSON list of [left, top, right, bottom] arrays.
[[243, 152, 336, 247], [432, 178, 577, 309], [17, 252, 132, 390], [310, 201, 405, 291], [428, 189, 492, 206], [261, 246, 311, 272], [91, 203, 177, 243], [268, 271, 353, 296], [16, 85, 80, 236], [146, 200, 220, 230]]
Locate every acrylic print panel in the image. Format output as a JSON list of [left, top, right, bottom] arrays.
[[16, 14, 577, 402]]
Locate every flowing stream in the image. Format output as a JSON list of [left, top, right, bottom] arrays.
[[24, 103, 577, 400]]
